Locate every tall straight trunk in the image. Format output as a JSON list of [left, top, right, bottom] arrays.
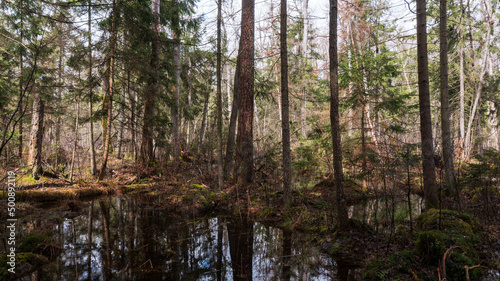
[[440, 0, 455, 189], [171, 0, 181, 159], [217, 0, 224, 190], [459, 42, 465, 144], [127, 71, 136, 160], [459, 0, 465, 147], [141, 0, 160, 164], [18, 3, 23, 160], [55, 48, 63, 158], [416, 0, 438, 209], [281, 0, 291, 204], [18, 119, 22, 159], [235, 0, 255, 184], [226, 64, 231, 118], [88, 0, 96, 175], [224, 56, 241, 178], [99, 0, 117, 180], [28, 91, 44, 180], [330, 0, 349, 229], [300, 0, 309, 138], [117, 77, 125, 159], [199, 91, 210, 149], [70, 91, 80, 183]]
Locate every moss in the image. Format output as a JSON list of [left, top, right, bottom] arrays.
[[19, 233, 50, 252], [416, 209, 481, 235], [17, 175, 46, 185], [415, 231, 446, 265], [364, 250, 418, 280], [16, 252, 49, 266]]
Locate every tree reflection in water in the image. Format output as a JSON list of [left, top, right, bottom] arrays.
[[17, 197, 361, 280]]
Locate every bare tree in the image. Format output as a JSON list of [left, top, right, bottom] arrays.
[[27, 90, 44, 180], [99, 0, 117, 180], [281, 0, 291, 204], [141, 0, 160, 164], [330, 0, 349, 229], [234, 0, 255, 184], [217, 0, 224, 190], [416, 0, 438, 208]]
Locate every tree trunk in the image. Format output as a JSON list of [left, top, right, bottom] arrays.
[[300, 0, 309, 138], [234, 0, 255, 184], [416, 0, 438, 209], [18, 5, 23, 160], [217, 0, 224, 190], [171, 0, 181, 160], [224, 55, 241, 178], [28, 91, 44, 180], [440, 0, 455, 190], [281, 0, 291, 205], [117, 74, 125, 159], [141, 0, 160, 164], [88, 0, 96, 175], [330, 0, 349, 229], [199, 91, 210, 150], [127, 71, 136, 160], [70, 92, 80, 183], [99, 0, 117, 180]]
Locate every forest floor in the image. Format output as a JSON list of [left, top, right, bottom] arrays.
[[1, 156, 500, 280]]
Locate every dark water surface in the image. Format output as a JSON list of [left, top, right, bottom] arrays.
[[14, 195, 498, 280], [17, 197, 360, 280]]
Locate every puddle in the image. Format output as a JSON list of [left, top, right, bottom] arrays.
[[14, 197, 361, 280]]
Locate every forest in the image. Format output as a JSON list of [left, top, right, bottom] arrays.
[[0, 0, 499, 279]]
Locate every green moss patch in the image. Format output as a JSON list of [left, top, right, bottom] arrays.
[[0, 186, 116, 202]]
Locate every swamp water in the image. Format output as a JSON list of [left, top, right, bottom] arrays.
[[15, 197, 361, 280], [11, 195, 498, 280]]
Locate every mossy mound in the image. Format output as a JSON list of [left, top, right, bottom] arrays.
[[413, 209, 486, 280], [416, 208, 482, 235], [19, 233, 50, 252], [363, 250, 420, 280], [0, 252, 49, 280], [415, 230, 446, 264]]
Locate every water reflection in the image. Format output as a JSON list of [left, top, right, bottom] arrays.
[[17, 197, 360, 280], [349, 194, 424, 233]]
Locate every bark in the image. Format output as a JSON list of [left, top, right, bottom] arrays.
[[459, 19, 465, 146], [217, 0, 224, 190], [440, 0, 455, 189], [281, 0, 291, 204], [55, 47, 63, 162], [117, 75, 125, 159], [18, 6, 23, 159], [234, 0, 255, 184], [88, 0, 96, 175], [171, 0, 181, 159], [300, 0, 309, 138], [69, 92, 80, 183], [224, 56, 241, 178], [27, 91, 44, 180], [416, 0, 438, 209], [330, 0, 349, 229], [141, 0, 160, 164], [199, 91, 210, 150], [127, 71, 136, 160], [99, 0, 117, 180]]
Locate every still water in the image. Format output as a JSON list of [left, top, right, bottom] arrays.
[[17, 197, 360, 280]]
